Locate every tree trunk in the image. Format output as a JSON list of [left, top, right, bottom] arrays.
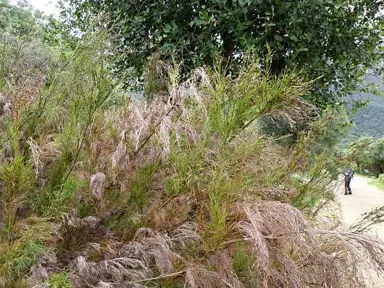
[[223, 37, 234, 60]]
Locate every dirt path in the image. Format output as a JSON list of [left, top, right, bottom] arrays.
[[338, 175, 384, 239], [337, 175, 384, 287]]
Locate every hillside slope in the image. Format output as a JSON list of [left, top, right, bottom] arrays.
[[349, 75, 384, 142]]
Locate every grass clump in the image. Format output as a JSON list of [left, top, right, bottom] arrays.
[[0, 240, 46, 280], [370, 174, 384, 190], [233, 244, 258, 286], [0, 155, 35, 202], [35, 175, 88, 218], [130, 161, 161, 211], [0, 218, 53, 286], [49, 272, 72, 288]]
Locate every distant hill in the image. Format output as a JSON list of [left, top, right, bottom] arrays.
[[347, 75, 384, 142]]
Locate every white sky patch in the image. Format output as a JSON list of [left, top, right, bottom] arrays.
[[10, 0, 60, 17], [29, 0, 59, 16]]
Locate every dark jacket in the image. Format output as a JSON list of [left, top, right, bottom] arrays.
[[345, 168, 354, 180]]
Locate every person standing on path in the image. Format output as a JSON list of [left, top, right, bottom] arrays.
[[344, 167, 354, 195]]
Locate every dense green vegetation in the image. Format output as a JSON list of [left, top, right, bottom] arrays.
[[65, 0, 384, 108], [347, 136, 384, 176], [0, 1, 384, 287]]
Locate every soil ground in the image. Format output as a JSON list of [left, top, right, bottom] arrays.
[[338, 175, 384, 287]]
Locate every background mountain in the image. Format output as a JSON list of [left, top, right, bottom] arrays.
[[348, 75, 384, 142]]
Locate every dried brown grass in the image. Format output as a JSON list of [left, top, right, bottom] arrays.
[[62, 201, 384, 288]]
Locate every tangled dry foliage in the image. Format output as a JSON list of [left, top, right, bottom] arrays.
[[0, 32, 384, 288]]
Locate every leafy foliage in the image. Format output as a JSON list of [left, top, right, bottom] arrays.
[[347, 136, 384, 176], [0, 0, 37, 37], [0, 0, 68, 44], [64, 0, 384, 107]]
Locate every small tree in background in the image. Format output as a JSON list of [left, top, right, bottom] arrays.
[[347, 136, 384, 176]]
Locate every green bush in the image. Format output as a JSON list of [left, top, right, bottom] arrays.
[[0, 240, 46, 280], [371, 174, 384, 190], [347, 136, 384, 177], [49, 272, 72, 288], [0, 217, 53, 284]]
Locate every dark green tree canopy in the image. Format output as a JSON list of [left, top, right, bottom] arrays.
[[65, 0, 384, 106]]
